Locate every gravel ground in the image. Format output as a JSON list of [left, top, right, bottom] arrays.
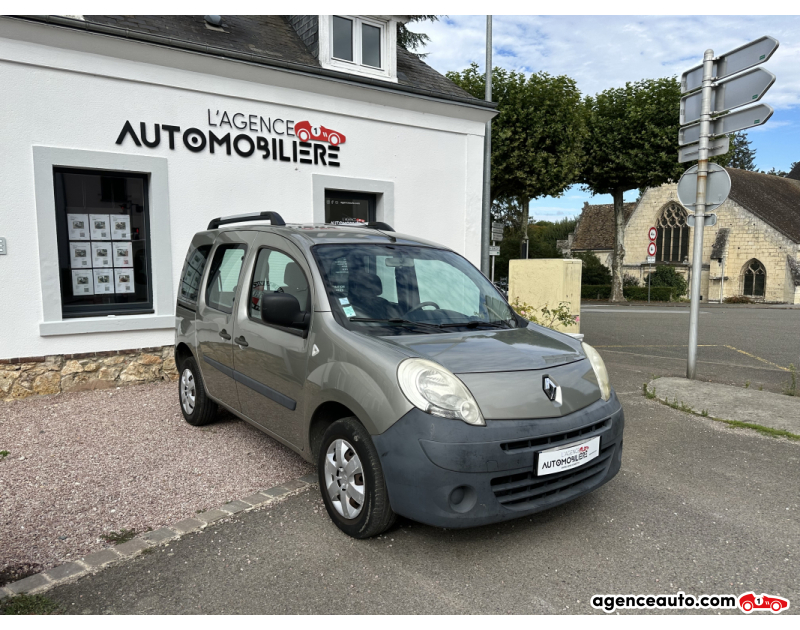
[[0, 381, 312, 584]]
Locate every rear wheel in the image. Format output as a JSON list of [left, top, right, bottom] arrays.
[[179, 356, 218, 426], [317, 417, 395, 538]]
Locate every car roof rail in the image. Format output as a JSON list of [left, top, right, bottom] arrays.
[[366, 221, 394, 232], [207, 211, 286, 230]]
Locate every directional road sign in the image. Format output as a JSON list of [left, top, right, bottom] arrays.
[[680, 67, 776, 125], [678, 103, 774, 146], [489, 245, 500, 256], [681, 35, 779, 93], [677, 163, 731, 211], [687, 214, 718, 227], [678, 135, 730, 163]]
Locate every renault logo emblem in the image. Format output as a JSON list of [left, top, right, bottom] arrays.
[[543, 376, 562, 405]]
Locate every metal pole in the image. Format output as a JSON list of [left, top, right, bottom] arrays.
[[648, 266, 651, 303], [480, 16, 492, 276], [687, 49, 714, 379], [720, 256, 725, 302], [491, 240, 495, 282]]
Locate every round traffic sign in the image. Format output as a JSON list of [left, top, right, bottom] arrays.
[[648, 227, 658, 241], [677, 163, 731, 211], [647, 242, 657, 256]]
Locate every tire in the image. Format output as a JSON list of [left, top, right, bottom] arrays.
[[317, 417, 395, 539], [329, 134, 340, 146], [298, 130, 309, 141], [178, 355, 218, 426]]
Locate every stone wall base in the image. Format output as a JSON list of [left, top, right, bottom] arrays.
[[0, 346, 178, 402]]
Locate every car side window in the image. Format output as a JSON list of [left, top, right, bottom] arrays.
[[249, 248, 310, 320], [178, 244, 212, 308], [205, 244, 247, 314]]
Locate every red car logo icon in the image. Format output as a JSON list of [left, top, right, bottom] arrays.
[[295, 121, 346, 146], [738, 592, 790, 613]]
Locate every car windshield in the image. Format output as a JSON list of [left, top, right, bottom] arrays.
[[311, 243, 518, 335]]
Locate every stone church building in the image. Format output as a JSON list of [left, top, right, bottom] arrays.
[[562, 166, 800, 303]]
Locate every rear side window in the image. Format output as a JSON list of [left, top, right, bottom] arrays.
[[177, 244, 212, 308], [249, 248, 310, 318], [205, 244, 247, 314]]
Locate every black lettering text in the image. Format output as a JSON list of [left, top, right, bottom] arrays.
[[115, 120, 142, 147], [256, 136, 270, 159], [233, 134, 255, 157], [314, 143, 327, 166], [209, 131, 231, 155], [161, 124, 180, 149], [183, 128, 206, 152], [273, 118, 285, 134], [232, 113, 247, 130], [140, 122, 160, 148]]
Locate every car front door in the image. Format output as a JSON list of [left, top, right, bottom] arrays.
[[232, 234, 312, 449], [195, 230, 255, 412]]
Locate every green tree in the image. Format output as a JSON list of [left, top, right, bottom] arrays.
[[581, 77, 684, 302], [713, 132, 757, 170], [447, 64, 586, 236], [397, 16, 439, 59], [759, 161, 798, 177], [645, 265, 688, 296], [574, 251, 612, 285], [492, 217, 577, 279]]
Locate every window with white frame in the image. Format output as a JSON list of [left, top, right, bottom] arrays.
[[330, 15, 387, 74]]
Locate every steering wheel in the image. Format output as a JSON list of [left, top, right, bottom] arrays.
[[406, 301, 440, 316]]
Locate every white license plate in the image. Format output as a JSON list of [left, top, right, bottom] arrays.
[[536, 436, 600, 476]]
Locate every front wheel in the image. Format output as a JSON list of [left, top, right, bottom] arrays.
[[179, 356, 218, 426], [318, 417, 395, 538]]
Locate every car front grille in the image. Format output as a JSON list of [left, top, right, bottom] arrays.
[[491, 443, 615, 509], [500, 419, 610, 452]]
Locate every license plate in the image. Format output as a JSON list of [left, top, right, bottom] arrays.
[[536, 436, 600, 476]]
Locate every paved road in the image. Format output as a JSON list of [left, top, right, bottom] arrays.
[[46, 356, 800, 614], [581, 303, 800, 395]]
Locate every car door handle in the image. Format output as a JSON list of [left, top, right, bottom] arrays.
[[234, 336, 249, 347], [219, 330, 232, 340]]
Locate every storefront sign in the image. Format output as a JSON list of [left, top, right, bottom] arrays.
[[115, 111, 343, 167]]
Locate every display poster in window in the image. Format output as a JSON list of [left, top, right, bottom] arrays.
[[113, 242, 133, 268], [67, 214, 90, 240], [89, 214, 111, 240], [69, 242, 92, 268], [189, 249, 206, 271], [93, 269, 114, 294], [110, 214, 131, 240], [71, 269, 94, 296], [91, 241, 113, 268], [114, 268, 135, 294]]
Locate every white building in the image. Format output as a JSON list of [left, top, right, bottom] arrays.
[[0, 15, 494, 398]]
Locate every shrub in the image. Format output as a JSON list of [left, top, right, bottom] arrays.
[[511, 298, 578, 329], [623, 273, 640, 287], [645, 265, 688, 296], [582, 285, 611, 300], [574, 251, 611, 285], [581, 285, 674, 301], [724, 295, 754, 304]]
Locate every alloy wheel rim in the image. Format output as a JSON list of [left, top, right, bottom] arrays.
[[180, 368, 196, 414], [324, 438, 365, 519]]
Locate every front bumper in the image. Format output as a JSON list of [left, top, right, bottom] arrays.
[[372, 393, 624, 528]]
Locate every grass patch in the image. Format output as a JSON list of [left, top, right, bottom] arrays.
[[784, 364, 797, 397], [1, 594, 60, 615], [0, 450, 9, 461], [101, 528, 138, 545], [642, 384, 800, 441]]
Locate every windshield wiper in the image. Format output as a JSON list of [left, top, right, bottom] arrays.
[[348, 317, 443, 331], [438, 320, 513, 329]]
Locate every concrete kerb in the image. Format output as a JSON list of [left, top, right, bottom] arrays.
[[0, 474, 318, 599]]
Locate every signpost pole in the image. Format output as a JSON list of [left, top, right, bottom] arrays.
[[491, 239, 496, 282], [687, 49, 714, 379], [648, 267, 651, 303], [480, 16, 492, 276]]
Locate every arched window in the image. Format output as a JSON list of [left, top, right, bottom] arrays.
[[742, 259, 766, 298], [656, 203, 690, 263]]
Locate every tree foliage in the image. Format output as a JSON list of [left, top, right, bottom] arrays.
[[493, 218, 577, 279], [645, 265, 688, 296], [574, 251, 612, 285], [580, 77, 684, 301], [713, 132, 757, 170], [397, 16, 439, 59], [447, 63, 586, 234]]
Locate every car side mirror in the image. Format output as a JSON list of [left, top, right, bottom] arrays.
[[260, 293, 308, 331]]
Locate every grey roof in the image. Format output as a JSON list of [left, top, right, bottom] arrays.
[[20, 15, 489, 109], [727, 168, 800, 243], [571, 202, 637, 251]]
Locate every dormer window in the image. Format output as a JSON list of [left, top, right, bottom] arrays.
[[319, 15, 400, 82]]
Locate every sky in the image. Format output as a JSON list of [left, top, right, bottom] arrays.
[[419, 15, 800, 222]]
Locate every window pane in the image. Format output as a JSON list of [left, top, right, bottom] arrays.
[[375, 256, 398, 302], [206, 245, 246, 313], [362, 23, 381, 68], [416, 260, 481, 316], [333, 16, 353, 61], [250, 249, 310, 318], [178, 244, 212, 307], [55, 169, 152, 317]]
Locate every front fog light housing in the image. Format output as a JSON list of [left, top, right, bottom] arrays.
[[582, 342, 611, 401], [397, 358, 485, 426]]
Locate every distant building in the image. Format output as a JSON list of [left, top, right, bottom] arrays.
[[563, 168, 800, 303]]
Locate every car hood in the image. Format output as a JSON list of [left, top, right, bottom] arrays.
[[380, 324, 583, 374]]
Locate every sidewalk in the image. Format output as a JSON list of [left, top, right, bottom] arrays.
[[646, 377, 800, 436]]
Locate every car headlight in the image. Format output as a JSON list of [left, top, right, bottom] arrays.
[[397, 358, 485, 426], [582, 342, 611, 401]]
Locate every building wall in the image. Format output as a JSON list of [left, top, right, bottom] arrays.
[[508, 259, 582, 333], [622, 185, 800, 303], [0, 21, 488, 359]]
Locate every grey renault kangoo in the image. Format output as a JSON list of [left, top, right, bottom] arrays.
[[175, 212, 624, 538]]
